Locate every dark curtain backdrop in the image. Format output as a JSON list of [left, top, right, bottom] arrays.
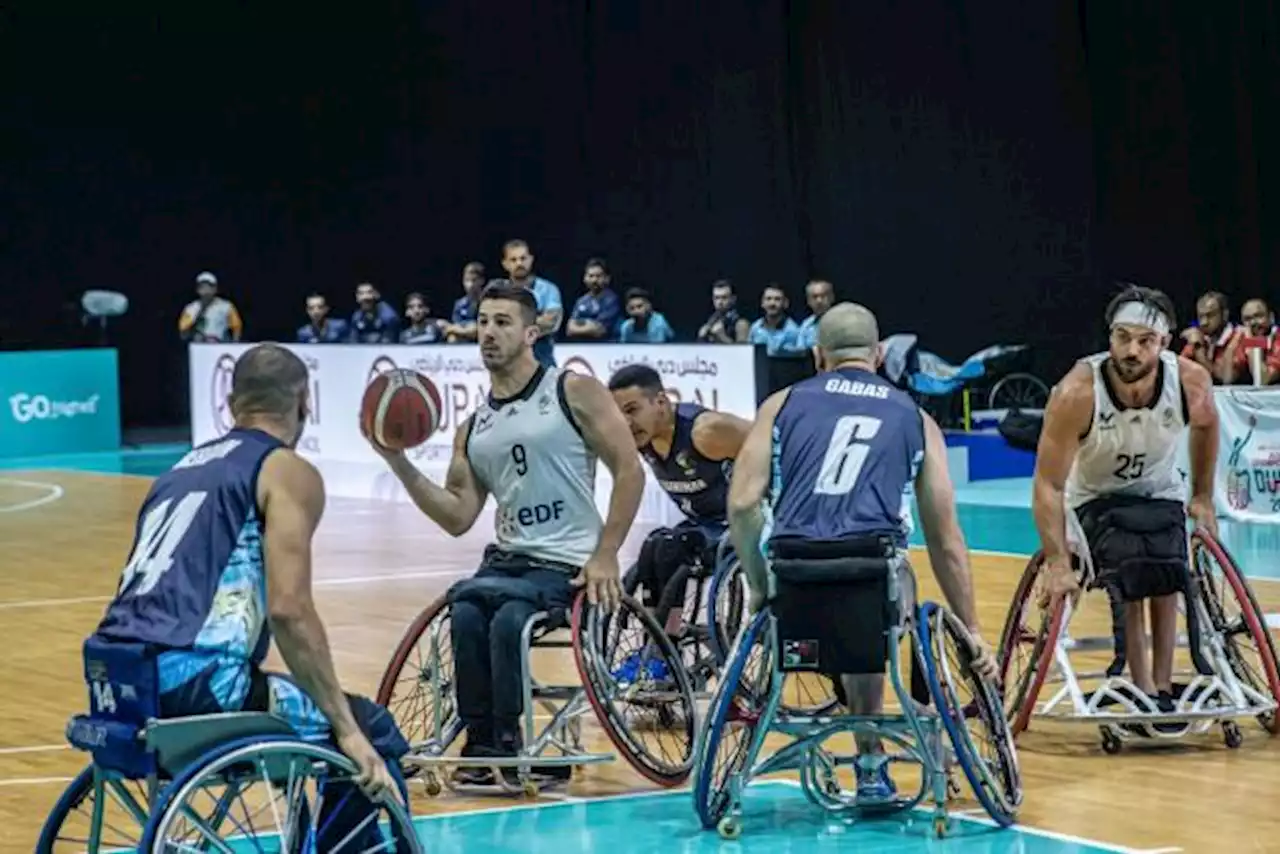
[[0, 2, 1277, 427]]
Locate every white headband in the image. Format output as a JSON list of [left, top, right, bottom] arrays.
[[1111, 301, 1170, 336]]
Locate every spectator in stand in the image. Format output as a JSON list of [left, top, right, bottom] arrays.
[[296, 293, 348, 343], [618, 287, 675, 343], [748, 284, 804, 356], [1221, 298, 1280, 385], [179, 271, 243, 343], [349, 282, 400, 344], [566, 257, 621, 341], [1179, 290, 1238, 384], [796, 279, 835, 352], [501, 239, 563, 367], [400, 292, 447, 343], [697, 279, 749, 344], [445, 261, 486, 343]]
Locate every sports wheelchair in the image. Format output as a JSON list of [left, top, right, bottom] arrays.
[[377, 587, 699, 797], [620, 527, 841, 716], [998, 528, 1280, 753], [693, 535, 1022, 840], [39, 638, 421, 853]]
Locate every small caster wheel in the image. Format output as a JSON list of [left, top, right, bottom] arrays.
[[823, 779, 841, 797], [1101, 729, 1123, 755], [933, 815, 949, 838], [523, 780, 539, 799], [1223, 721, 1244, 749], [717, 816, 742, 840], [424, 773, 442, 797]]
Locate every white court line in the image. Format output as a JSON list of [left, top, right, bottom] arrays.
[[0, 477, 64, 514], [0, 776, 74, 787], [0, 567, 470, 611], [0, 744, 68, 755]]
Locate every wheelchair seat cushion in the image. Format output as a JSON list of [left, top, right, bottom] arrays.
[[1076, 495, 1188, 601]]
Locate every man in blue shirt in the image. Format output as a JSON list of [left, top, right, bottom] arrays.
[[618, 288, 676, 343], [446, 261, 487, 344], [297, 293, 349, 343], [501, 239, 562, 367], [566, 258, 621, 341], [747, 284, 804, 356], [797, 278, 835, 352], [349, 282, 400, 343], [698, 280, 750, 344]]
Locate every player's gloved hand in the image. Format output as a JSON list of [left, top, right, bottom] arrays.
[[337, 730, 400, 805], [966, 631, 998, 683], [573, 551, 622, 612], [1037, 554, 1079, 609], [1187, 494, 1218, 539]]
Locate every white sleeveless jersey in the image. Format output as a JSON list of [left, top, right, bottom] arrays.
[[465, 367, 602, 570], [1064, 350, 1188, 508]]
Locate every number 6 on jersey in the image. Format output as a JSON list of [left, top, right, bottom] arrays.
[[814, 416, 883, 496]]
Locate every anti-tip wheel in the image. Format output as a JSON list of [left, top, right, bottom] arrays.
[[424, 774, 443, 797], [933, 815, 949, 838], [1224, 721, 1244, 749], [717, 816, 742, 840], [1101, 729, 1123, 755], [523, 780, 539, 799]]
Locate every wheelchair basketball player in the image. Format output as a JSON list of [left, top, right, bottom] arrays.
[[1034, 284, 1218, 719], [727, 302, 996, 802], [367, 283, 644, 785], [608, 364, 751, 668], [90, 344, 408, 848]]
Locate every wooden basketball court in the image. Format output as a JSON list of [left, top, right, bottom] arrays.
[[2, 470, 1278, 852]]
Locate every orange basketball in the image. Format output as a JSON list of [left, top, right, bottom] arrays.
[[361, 368, 442, 451]]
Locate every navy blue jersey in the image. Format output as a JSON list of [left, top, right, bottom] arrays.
[[769, 368, 924, 546], [95, 428, 284, 667], [642, 403, 732, 525]]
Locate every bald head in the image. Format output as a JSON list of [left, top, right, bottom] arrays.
[[817, 302, 880, 366], [229, 344, 309, 424]]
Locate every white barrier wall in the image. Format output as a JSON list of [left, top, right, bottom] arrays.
[[189, 343, 759, 527], [1175, 386, 1280, 524]]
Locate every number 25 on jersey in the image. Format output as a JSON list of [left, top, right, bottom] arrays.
[[814, 416, 883, 496]]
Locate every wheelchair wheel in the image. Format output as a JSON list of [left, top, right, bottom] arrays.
[[1190, 530, 1280, 733], [37, 765, 149, 853], [996, 552, 1068, 735], [987, 372, 1049, 411], [141, 737, 421, 852], [920, 603, 1022, 827], [377, 596, 458, 752], [692, 608, 777, 830], [573, 593, 699, 786], [707, 557, 746, 667]]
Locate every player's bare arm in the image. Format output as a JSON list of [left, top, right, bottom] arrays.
[[728, 390, 789, 605], [1179, 356, 1219, 534], [381, 417, 488, 537], [914, 410, 982, 634], [258, 450, 363, 742], [566, 373, 644, 553], [565, 372, 645, 606], [691, 410, 752, 461], [1032, 364, 1093, 595]]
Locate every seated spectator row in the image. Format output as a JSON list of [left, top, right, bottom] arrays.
[[178, 240, 838, 358]]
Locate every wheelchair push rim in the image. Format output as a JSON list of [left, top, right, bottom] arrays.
[[920, 603, 1022, 826], [141, 737, 421, 853], [377, 596, 458, 752], [38, 764, 150, 853], [1190, 529, 1280, 733], [997, 551, 1068, 736], [692, 608, 777, 830], [572, 592, 699, 787]]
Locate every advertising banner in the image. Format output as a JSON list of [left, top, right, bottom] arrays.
[[1176, 387, 1280, 523], [189, 343, 757, 522], [0, 349, 122, 458]]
